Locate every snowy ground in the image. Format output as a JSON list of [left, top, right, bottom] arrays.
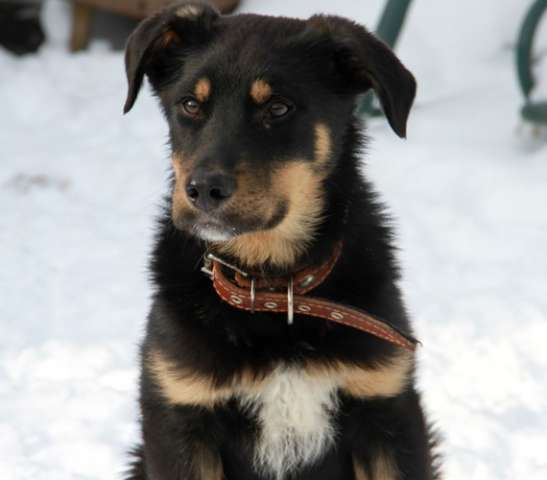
[[1, 0, 546, 479]]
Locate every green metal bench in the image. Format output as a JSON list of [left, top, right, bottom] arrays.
[[516, 0, 547, 125], [362, 0, 547, 128]]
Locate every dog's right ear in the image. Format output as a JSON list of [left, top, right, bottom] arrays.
[[123, 1, 219, 114], [302, 15, 416, 138]]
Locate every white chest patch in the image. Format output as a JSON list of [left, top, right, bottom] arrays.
[[239, 368, 339, 479]]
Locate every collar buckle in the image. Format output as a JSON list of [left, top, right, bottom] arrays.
[[206, 253, 249, 277]]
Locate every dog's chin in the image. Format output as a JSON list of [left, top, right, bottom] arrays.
[[176, 202, 288, 243], [193, 223, 236, 242]]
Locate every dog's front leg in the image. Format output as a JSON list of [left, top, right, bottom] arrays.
[[137, 340, 229, 480], [141, 402, 223, 480], [349, 390, 438, 480]]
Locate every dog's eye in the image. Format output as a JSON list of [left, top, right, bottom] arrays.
[[180, 97, 201, 117], [268, 101, 291, 119]]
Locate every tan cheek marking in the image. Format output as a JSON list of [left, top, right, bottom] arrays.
[[314, 123, 332, 166], [194, 78, 211, 103], [270, 161, 325, 259], [218, 168, 276, 221], [171, 154, 194, 212], [171, 154, 185, 182], [147, 350, 264, 408], [250, 79, 272, 104], [216, 161, 325, 268]]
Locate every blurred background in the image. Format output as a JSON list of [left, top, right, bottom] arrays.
[[0, 0, 546, 478]]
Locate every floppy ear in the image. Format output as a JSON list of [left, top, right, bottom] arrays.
[[307, 15, 417, 138], [123, 1, 219, 114]]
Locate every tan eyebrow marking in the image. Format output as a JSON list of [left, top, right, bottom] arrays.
[[250, 79, 273, 104], [194, 78, 211, 103]]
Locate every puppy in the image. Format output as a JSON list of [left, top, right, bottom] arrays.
[[123, 2, 440, 479]]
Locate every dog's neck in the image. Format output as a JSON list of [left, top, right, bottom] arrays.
[[206, 236, 345, 285]]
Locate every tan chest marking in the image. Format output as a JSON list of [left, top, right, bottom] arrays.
[[148, 351, 411, 478], [148, 350, 412, 407], [147, 351, 261, 407]]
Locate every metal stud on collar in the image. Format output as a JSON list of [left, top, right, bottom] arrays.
[[250, 278, 256, 313], [287, 277, 294, 325], [299, 274, 315, 289]]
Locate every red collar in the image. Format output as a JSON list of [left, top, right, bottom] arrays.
[[202, 242, 418, 352]]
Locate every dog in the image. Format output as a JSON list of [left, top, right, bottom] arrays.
[[123, 2, 440, 479]]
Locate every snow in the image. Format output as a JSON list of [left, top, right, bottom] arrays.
[[1, 0, 546, 479]]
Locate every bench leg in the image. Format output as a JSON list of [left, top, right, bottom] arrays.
[[70, 2, 93, 52]]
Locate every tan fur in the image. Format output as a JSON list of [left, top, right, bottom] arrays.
[[371, 450, 399, 480], [171, 154, 195, 217], [307, 350, 413, 399], [219, 165, 277, 224], [170, 153, 326, 265], [314, 123, 332, 167], [194, 78, 211, 103], [193, 445, 224, 480], [353, 457, 370, 480], [353, 450, 399, 480], [338, 350, 413, 398], [148, 347, 411, 409], [250, 79, 273, 104], [216, 161, 325, 267], [147, 350, 264, 407]]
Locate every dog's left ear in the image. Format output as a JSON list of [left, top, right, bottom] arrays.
[[124, 1, 219, 114], [307, 15, 417, 138]]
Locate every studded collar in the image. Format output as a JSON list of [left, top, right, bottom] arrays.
[[202, 242, 418, 351]]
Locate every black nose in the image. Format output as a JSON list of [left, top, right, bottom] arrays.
[[185, 170, 236, 211]]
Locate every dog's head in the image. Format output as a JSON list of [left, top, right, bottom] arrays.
[[124, 1, 416, 268]]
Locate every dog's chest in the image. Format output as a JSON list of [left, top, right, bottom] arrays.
[[238, 368, 339, 479]]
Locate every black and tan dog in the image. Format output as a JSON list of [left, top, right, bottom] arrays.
[[123, 1, 440, 479]]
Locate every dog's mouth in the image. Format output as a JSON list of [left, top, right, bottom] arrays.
[[191, 220, 238, 242], [177, 201, 288, 243]]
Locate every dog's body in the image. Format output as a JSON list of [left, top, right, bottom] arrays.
[[123, 2, 440, 479]]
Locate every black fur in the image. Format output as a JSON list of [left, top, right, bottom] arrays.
[[123, 2, 439, 479]]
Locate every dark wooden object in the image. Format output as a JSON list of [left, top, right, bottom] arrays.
[[69, 0, 240, 51]]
